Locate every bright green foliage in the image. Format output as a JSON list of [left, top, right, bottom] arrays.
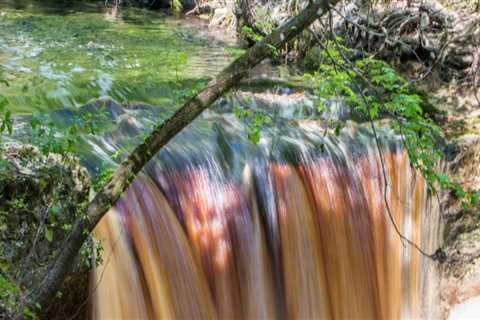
[[305, 42, 477, 207], [0, 69, 12, 136], [0, 274, 37, 318], [94, 167, 116, 192], [240, 26, 280, 57], [171, 0, 183, 16], [234, 105, 272, 144], [241, 26, 264, 43], [29, 111, 103, 157], [0, 274, 18, 314]]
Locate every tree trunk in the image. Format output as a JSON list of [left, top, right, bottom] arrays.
[[27, 0, 339, 311]]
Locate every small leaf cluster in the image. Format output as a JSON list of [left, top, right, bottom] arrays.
[[29, 109, 106, 158], [0, 275, 18, 316], [80, 235, 104, 269], [241, 26, 264, 43], [170, 0, 183, 16], [234, 105, 272, 144], [0, 275, 38, 319], [94, 167, 116, 192], [0, 68, 12, 136]]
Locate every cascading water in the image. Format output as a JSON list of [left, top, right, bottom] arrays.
[[86, 91, 443, 319]]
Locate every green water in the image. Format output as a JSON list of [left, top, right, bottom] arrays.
[[0, 0, 238, 114]]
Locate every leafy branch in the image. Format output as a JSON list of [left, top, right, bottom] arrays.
[[304, 40, 479, 210]]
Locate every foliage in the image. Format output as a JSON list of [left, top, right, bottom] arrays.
[[0, 274, 18, 316], [0, 143, 92, 318], [234, 104, 272, 144], [29, 109, 108, 158], [304, 41, 479, 207], [171, 0, 183, 16], [80, 235, 104, 269], [240, 26, 280, 56], [0, 274, 38, 319], [94, 167, 116, 192], [0, 69, 109, 317], [241, 26, 264, 43], [0, 69, 12, 136]]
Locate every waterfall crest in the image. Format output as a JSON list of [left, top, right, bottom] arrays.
[[91, 106, 442, 318]]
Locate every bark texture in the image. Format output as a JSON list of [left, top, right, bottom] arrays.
[[28, 0, 340, 311]]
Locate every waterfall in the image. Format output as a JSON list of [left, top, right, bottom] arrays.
[[89, 97, 443, 318]]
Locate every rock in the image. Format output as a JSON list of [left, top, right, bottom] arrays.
[[79, 97, 126, 120]]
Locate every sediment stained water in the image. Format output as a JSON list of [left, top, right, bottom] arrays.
[[90, 104, 442, 318]]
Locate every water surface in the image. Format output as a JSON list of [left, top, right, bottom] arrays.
[[0, 0, 237, 114]]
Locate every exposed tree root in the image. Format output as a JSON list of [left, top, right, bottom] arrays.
[[234, 1, 478, 93], [334, 1, 479, 83]]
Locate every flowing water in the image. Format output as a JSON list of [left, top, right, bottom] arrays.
[[83, 93, 442, 319], [1, 1, 444, 319]]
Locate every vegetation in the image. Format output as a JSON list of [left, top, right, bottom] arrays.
[[0, 143, 91, 318], [0, 70, 12, 136], [302, 41, 479, 207]]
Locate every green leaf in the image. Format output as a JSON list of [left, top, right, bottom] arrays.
[[249, 129, 261, 144], [5, 110, 12, 135], [45, 228, 53, 242], [51, 205, 61, 216], [23, 307, 37, 319], [334, 122, 344, 136], [30, 114, 41, 130], [0, 96, 7, 112]]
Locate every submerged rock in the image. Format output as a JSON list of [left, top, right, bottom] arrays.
[[79, 97, 126, 119]]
